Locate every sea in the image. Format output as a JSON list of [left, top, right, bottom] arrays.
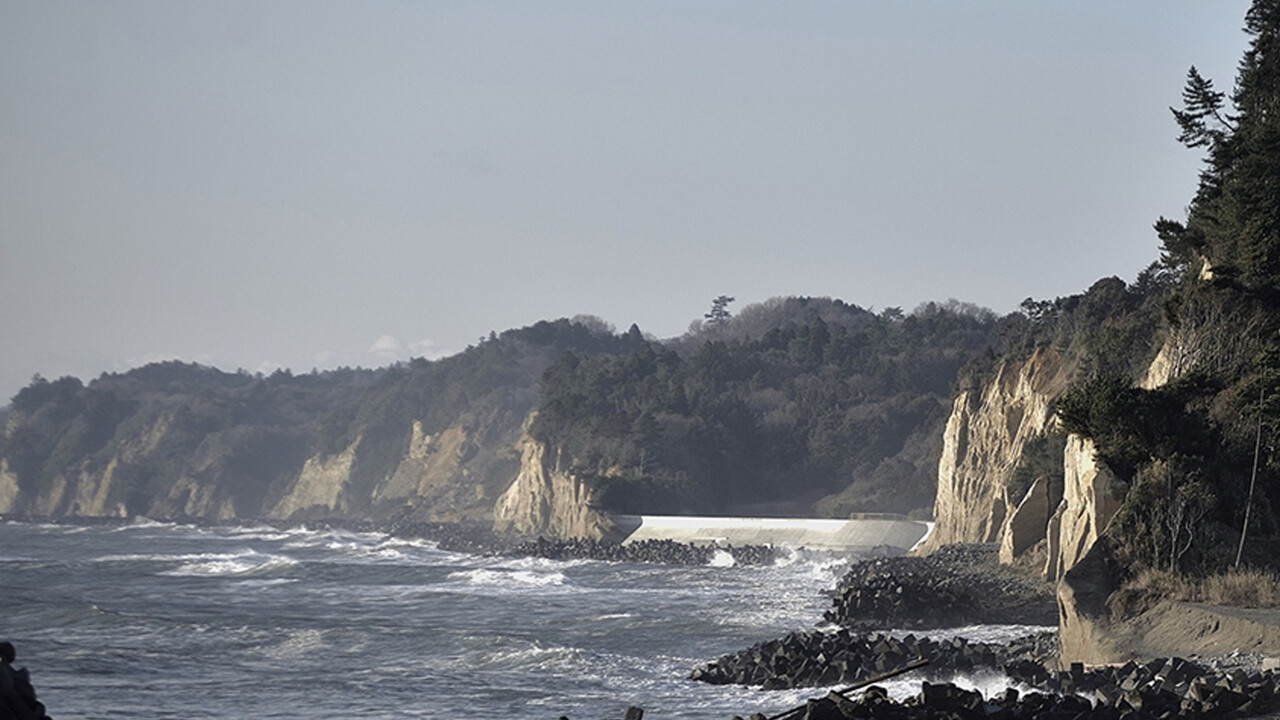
[[0, 519, 1048, 719]]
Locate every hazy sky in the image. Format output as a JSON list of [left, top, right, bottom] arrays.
[[0, 1, 1254, 403]]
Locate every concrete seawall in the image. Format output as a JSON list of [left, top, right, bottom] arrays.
[[612, 514, 933, 554]]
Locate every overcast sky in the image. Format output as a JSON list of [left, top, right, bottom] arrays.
[[0, 1, 1254, 403]]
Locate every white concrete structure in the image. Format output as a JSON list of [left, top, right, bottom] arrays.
[[612, 514, 932, 554]]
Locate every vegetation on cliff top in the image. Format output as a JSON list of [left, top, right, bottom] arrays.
[[0, 318, 644, 520], [0, 302, 999, 521], [530, 297, 999, 517], [1055, 0, 1280, 577]]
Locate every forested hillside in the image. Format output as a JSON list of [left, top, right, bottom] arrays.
[[531, 297, 998, 516], [0, 318, 647, 520], [0, 298, 1001, 522]]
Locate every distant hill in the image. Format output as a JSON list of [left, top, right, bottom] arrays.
[[0, 299, 999, 522]]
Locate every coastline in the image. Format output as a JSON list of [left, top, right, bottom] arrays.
[[11, 515, 1280, 719]]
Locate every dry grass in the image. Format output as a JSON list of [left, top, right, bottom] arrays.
[[1111, 567, 1280, 618], [1199, 568, 1280, 608]]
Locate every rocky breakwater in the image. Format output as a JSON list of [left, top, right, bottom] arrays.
[[824, 545, 1057, 630], [734, 656, 1280, 720], [690, 629, 1057, 690], [507, 536, 778, 566]]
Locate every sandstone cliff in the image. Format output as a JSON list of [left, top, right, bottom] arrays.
[[921, 346, 1067, 553], [492, 419, 619, 541], [925, 344, 1149, 584], [0, 404, 521, 525], [1043, 435, 1128, 582]]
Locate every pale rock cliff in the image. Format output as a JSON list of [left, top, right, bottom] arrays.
[[1044, 435, 1128, 581], [0, 459, 19, 513], [268, 437, 360, 519], [997, 475, 1053, 565], [163, 471, 237, 520], [1057, 539, 1125, 665], [1139, 338, 1176, 390], [925, 344, 1136, 584], [0, 409, 180, 518], [921, 347, 1067, 553], [374, 422, 469, 506], [492, 422, 617, 541]]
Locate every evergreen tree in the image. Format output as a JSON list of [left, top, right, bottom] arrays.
[[705, 295, 735, 326], [1157, 0, 1280, 295]]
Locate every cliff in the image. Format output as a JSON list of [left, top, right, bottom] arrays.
[[492, 418, 619, 541], [0, 319, 662, 525], [920, 346, 1068, 553], [0, 404, 520, 524], [925, 336, 1165, 583]]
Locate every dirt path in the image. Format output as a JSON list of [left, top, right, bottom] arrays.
[[1116, 600, 1280, 664]]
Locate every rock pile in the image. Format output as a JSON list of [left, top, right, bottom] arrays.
[[507, 536, 778, 566], [744, 661, 1280, 720], [824, 544, 1056, 629], [743, 682, 1096, 720], [1003, 656, 1280, 719], [690, 629, 1057, 689]]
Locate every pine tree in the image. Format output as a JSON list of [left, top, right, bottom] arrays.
[[1157, 0, 1280, 296]]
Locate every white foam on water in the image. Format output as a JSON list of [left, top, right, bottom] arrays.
[[0, 553, 36, 562], [220, 526, 298, 542], [159, 550, 299, 577], [233, 577, 299, 588], [107, 518, 175, 531], [910, 623, 1057, 644], [95, 549, 252, 563], [447, 567, 569, 589], [253, 628, 328, 660], [377, 536, 439, 550], [708, 549, 737, 567], [451, 637, 584, 674], [875, 667, 1028, 702], [495, 554, 594, 571]]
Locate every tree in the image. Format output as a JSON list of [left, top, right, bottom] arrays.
[[1156, 2, 1280, 294], [705, 295, 735, 326]]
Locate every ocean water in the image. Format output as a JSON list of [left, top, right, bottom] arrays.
[[0, 520, 1045, 719]]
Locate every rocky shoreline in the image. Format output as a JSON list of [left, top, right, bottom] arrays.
[[689, 629, 1058, 690], [822, 544, 1058, 629]]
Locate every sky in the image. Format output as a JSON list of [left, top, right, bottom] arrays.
[[0, 1, 1256, 403]]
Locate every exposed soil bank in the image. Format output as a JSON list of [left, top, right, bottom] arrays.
[[1107, 600, 1280, 665]]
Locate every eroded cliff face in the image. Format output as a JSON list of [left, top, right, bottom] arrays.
[[492, 422, 618, 541], [0, 403, 518, 524], [0, 459, 19, 513], [0, 408, 177, 518], [1044, 435, 1128, 581], [921, 347, 1067, 553], [266, 437, 361, 519]]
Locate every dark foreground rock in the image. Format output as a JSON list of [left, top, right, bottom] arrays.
[[825, 544, 1056, 629], [572, 660, 1280, 720], [738, 656, 1280, 720], [1, 641, 52, 720], [690, 629, 1057, 690]]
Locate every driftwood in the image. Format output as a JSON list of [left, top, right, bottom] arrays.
[[765, 658, 931, 720]]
